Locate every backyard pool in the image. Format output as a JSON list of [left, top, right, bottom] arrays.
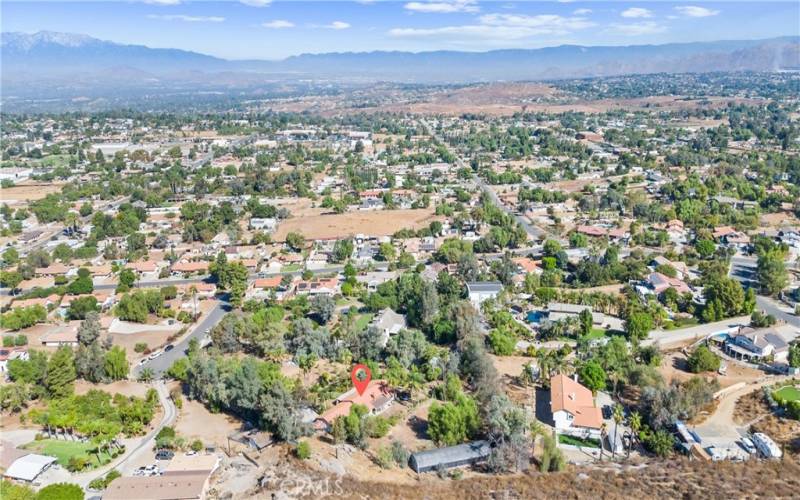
[[526, 311, 544, 324]]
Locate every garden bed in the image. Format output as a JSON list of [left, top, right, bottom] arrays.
[[557, 434, 601, 448]]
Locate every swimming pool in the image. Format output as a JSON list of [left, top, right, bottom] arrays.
[[526, 311, 544, 324]]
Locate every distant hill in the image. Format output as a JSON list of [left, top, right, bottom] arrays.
[[2, 31, 799, 86], [1, 31, 229, 79]]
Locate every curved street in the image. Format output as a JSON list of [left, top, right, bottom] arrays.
[[78, 380, 177, 491]]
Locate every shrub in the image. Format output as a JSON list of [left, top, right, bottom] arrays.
[[88, 469, 121, 491], [36, 483, 84, 500], [390, 441, 409, 466], [375, 446, 394, 469], [67, 455, 89, 472], [364, 416, 392, 439], [172, 390, 183, 410], [134, 342, 148, 353], [2, 336, 14, 347], [295, 441, 311, 459], [191, 440, 203, 452], [687, 345, 721, 373], [14, 335, 27, 346]]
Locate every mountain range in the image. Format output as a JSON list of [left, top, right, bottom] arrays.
[[2, 31, 799, 88]]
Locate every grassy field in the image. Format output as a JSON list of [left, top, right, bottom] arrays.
[[774, 386, 800, 402], [22, 438, 113, 468], [354, 313, 373, 332], [558, 434, 601, 448]]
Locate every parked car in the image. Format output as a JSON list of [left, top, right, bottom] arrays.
[[155, 450, 174, 461], [164, 344, 174, 352], [739, 437, 756, 455], [138, 358, 149, 366], [148, 350, 163, 360]]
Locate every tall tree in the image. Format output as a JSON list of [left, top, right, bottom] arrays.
[[46, 346, 76, 398]]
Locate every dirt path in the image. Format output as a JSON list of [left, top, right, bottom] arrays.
[[694, 375, 788, 439]]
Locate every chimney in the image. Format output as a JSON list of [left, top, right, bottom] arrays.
[[573, 374, 579, 382]]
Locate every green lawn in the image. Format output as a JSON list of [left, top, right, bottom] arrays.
[[774, 386, 800, 402], [22, 439, 112, 468], [585, 328, 607, 340], [282, 264, 302, 272], [663, 317, 700, 330], [558, 434, 601, 449], [354, 313, 373, 332]]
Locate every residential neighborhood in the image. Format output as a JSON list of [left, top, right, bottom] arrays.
[[1, 14, 799, 500]]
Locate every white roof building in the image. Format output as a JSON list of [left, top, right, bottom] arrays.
[[4, 453, 57, 482]]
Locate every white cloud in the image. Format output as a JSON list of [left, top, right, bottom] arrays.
[[675, 6, 720, 18], [404, 1, 480, 14], [143, 0, 181, 5], [262, 20, 294, 29], [327, 21, 352, 30], [147, 14, 225, 23], [608, 21, 666, 36], [390, 14, 595, 42], [621, 7, 654, 19], [479, 14, 593, 31], [240, 0, 272, 6], [573, 8, 592, 16]]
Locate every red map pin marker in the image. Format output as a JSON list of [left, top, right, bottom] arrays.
[[350, 364, 371, 396]]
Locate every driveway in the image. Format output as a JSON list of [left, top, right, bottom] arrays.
[[693, 375, 788, 446], [76, 381, 177, 490]]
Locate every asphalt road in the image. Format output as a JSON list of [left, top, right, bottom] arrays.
[[756, 295, 800, 328], [133, 296, 230, 377], [643, 315, 750, 348], [729, 256, 758, 285], [473, 173, 548, 241]]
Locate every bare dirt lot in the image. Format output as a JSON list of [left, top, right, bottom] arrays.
[[173, 397, 243, 449], [274, 208, 438, 241], [658, 351, 763, 389], [0, 182, 63, 202], [74, 379, 152, 399]]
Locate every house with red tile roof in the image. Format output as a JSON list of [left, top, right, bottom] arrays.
[[314, 380, 394, 431], [550, 374, 602, 438], [512, 257, 541, 275], [712, 226, 737, 239], [171, 261, 210, 274], [645, 272, 692, 295]]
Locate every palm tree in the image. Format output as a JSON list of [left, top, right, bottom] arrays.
[[612, 403, 624, 459], [628, 411, 642, 457], [188, 284, 198, 320], [138, 367, 154, 382], [599, 422, 608, 461], [64, 212, 79, 235]]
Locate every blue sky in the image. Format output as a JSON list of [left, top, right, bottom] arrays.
[[2, 1, 798, 60]]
